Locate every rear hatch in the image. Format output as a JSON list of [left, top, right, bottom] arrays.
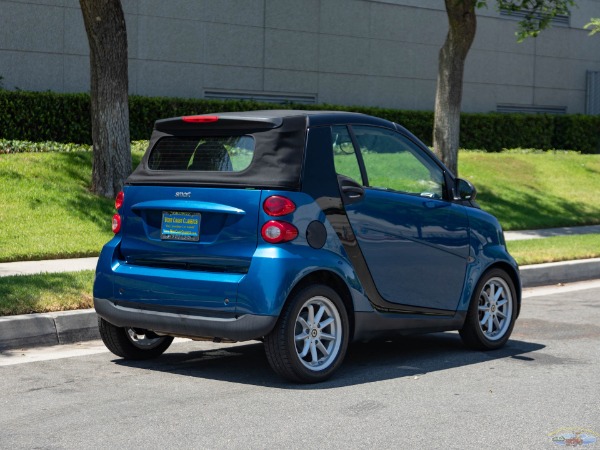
[[119, 185, 261, 273]]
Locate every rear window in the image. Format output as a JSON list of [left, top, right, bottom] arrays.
[[148, 135, 254, 172]]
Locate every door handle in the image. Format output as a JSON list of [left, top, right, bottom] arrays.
[[342, 185, 364, 198]]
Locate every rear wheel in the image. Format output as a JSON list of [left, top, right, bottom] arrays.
[[98, 317, 174, 360], [265, 285, 349, 383], [460, 268, 517, 350]]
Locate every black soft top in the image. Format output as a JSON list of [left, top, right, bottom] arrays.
[[126, 110, 394, 190]]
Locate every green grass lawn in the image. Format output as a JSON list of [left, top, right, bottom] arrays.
[[0, 149, 143, 262], [508, 234, 600, 265], [460, 150, 600, 230], [0, 270, 94, 316], [0, 144, 599, 263]]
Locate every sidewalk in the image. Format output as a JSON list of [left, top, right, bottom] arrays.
[[504, 224, 600, 241], [0, 257, 98, 277], [1, 225, 599, 351]]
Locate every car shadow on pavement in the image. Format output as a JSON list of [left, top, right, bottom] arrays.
[[113, 332, 545, 389]]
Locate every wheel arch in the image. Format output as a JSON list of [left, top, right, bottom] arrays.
[[286, 270, 356, 340]]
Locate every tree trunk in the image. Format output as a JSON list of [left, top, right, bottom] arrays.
[[433, 0, 477, 176], [80, 0, 130, 198]]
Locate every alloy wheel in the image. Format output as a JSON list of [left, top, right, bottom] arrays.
[[294, 296, 343, 371], [477, 277, 513, 341]]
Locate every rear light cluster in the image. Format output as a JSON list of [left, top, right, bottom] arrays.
[[115, 191, 124, 209], [261, 196, 298, 244], [112, 191, 124, 234]]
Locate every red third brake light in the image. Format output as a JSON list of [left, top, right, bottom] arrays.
[[182, 115, 219, 123], [261, 221, 298, 244], [263, 196, 296, 217], [115, 191, 124, 210]]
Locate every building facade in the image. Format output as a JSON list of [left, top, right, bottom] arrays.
[[1, 0, 600, 113]]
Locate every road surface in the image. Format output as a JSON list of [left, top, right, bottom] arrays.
[[2, 280, 599, 449]]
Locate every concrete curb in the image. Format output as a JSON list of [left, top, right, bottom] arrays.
[[1, 258, 599, 351], [0, 309, 99, 351], [520, 257, 600, 288]]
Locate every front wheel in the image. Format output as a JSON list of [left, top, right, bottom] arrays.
[[460, 268, 518, 350], [265, 285, 349, 383], [98, 317, 174, 360]]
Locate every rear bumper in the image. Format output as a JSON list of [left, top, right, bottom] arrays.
[[94, 297, 277, 341]]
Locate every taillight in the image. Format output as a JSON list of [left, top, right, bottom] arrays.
[[182, 115, 219, 123], [263, 195, 296, 216], [115, 191, 124, 210], [112, 214, 121, 234], [261, 221, 298, 244], [113, 191, 124, 233]]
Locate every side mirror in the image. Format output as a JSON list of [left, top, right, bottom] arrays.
[[455, 178, 477, 201]]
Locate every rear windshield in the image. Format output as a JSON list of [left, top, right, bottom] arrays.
[[148, 135, 254, 172]]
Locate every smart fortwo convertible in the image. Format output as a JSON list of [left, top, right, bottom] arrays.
[[94, 110, 521, 383]]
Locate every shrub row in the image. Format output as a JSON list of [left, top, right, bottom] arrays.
[[1, 90, 598, 153], [0, 139, 91, 154], [0, 139, 151, 155]]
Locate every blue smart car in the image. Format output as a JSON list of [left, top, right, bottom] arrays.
[[94, 110, 521, 383]]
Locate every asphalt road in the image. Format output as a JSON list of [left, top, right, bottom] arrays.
[[2, 281, 600, 449]]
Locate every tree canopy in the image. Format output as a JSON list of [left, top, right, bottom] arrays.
[[585, 17, 600, 35]]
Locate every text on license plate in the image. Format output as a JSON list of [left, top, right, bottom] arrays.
[[161, 211, 201, 241]]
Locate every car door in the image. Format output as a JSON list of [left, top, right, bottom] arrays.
[[332, 124, 470, 312]]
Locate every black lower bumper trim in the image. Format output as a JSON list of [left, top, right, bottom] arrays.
[[94, 297, 277, 342]]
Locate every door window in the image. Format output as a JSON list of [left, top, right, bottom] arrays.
[[331, 125, 363, 184], [352, 126, 445, 199]]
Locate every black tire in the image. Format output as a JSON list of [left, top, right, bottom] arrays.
[[265, 284, 349, 383], [98, 317, 174, 360], [460, 268, 518, 350]]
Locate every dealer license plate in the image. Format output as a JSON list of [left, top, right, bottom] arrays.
[[161, 211, 201, 241]]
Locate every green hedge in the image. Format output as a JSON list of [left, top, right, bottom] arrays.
[[461, 113, 556, 151], [0, 91, 91, 143], [0, 90, 598, 153], [553, 114, 600, 153]]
